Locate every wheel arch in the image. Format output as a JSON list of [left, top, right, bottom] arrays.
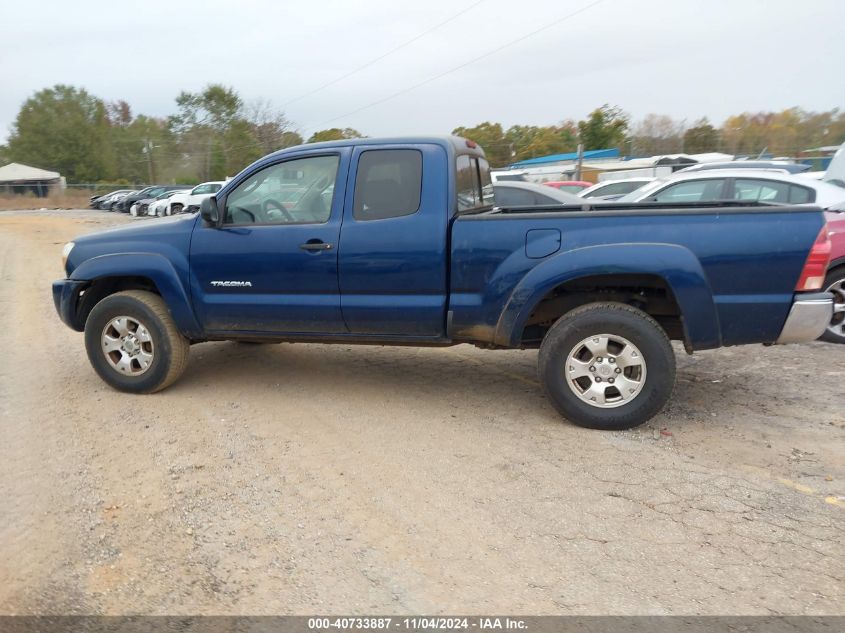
[[827, 257, 845, 272], [494, 243, 721, 350], [69, 254, 201, 336]]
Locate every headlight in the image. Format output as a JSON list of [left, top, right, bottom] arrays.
[[61, 242, 75, 272]]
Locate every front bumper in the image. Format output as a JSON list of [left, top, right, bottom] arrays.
[[776, 292, 833, 344], [52, 279, 88, 331]]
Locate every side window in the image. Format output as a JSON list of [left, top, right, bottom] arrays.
[[734, 179, 789, 203], [653, 179, 725, 202], [495, 187, 534, 206], [535, 192, 562, 205], [478, 157, 494, 207], [789, 185, 813, 204], [209, 184, 222, 193], [457, 155, 494, 211], [456, 155, 478, 211], [192, 185, 210, 195], [224, 154, 339, 225], [353, 149, 422, 221]]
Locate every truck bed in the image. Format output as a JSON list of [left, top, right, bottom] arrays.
[[448, 201, 826, 350]]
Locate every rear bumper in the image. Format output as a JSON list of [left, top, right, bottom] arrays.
[[52, 279, 88, 331], [776, 292, 833, 344]]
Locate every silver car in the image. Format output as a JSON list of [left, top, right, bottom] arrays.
[[618, 169, 845, 209]]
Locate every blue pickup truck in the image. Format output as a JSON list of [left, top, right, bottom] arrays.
[[54, 136, 834, 430]]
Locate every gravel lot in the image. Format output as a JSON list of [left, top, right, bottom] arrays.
[[0, 209, 842, 615]]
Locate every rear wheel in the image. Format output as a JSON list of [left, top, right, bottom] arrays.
[[819, 267, 845, 344], [538, 302, 676, 430], [84, 290, 190, 393]]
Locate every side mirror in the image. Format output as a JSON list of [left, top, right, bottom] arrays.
[[200, 196, 221, 226]]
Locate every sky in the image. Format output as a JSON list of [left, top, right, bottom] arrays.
[[1, 0, 843, 143]]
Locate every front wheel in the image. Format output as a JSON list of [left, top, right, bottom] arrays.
[[538, 302, 676, 430], [169, 203, 183, 215], [819, 267, 845, 344], [84, 290, 190, 393]]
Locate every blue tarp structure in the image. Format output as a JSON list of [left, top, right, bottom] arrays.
[[510, 148, 620, 168]]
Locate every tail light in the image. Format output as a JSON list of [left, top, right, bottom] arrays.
[[795, 225, 832, 291]]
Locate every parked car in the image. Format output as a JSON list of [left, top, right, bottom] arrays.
[[490, 170, 528, 182], [578, 178, 654, 200], [113, 186, 174, 214], [130, 186, 192, 217], [543, 180, 592, 194], [148, 190, 187, 218], [493, 181, 584, 206], [96, 190, 135, 211], [53, 136, 832, 431], [819, 211, 845, 343], [677, 161, 811, 174], [617, 169, 845, 208], [165, 181, 225, 215]]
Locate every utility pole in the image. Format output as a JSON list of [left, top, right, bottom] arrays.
[[144, 139, 156, 184], [575, 143, 584, 181]]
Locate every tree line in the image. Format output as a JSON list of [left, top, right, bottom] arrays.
[[454, 105, 845, 167], [0, 84, 363, 185], [1, 84, 843, 182]]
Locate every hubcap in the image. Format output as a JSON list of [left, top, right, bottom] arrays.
[[825, 278, 845, 338], [565, 334, 646, 408], [101, 316, 154, 375]]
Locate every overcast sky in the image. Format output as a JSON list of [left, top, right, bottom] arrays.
[[1, 0, 843, 143]]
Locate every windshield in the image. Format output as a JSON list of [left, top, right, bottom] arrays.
[[618, 178, 669, 202]]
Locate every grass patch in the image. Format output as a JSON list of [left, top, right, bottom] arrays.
[[0, 191, 94, 211]]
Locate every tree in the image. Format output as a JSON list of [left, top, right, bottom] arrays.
[[451, 122, 510, 166], [577, 105, 629, 151], [631, 113, 685, 156], [307, 128, 364, 143], [170, 85, 242, 134], [244, 99, 303, 154], [505, 123, 578, 162], [168, 84, 245, 180], [682, 118, 720, 154], [6, 85, 113, 181]]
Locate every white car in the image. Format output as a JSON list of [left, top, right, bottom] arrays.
[[166, 181, 225, 215], [148, 190, 186, 217], [578, 178, 654, 200], [617, 169, 845, 209]]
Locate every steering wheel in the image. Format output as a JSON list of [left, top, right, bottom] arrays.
[[262, 198, 295, 222]]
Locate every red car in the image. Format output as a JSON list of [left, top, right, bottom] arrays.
[[544, 180, 593, 194], [822, 211, 845, 343]]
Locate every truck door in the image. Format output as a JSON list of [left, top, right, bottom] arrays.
[[189, 149, 350, 333], [338, 144, 449, 337]]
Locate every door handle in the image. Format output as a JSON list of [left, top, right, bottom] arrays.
[[299, 241, 333, 251]]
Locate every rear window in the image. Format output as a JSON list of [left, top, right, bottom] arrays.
[[457, 155, 493, 212], [354, 149, 422, 221]]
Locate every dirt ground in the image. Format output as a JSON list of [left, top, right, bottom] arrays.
[[0, 209, 842, 616]]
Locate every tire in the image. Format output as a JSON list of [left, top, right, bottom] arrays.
[[538, 302, 676, 430], [84, 290, 190, 393], [170, 203, 183, 215], [819, 266, 845, 344]]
